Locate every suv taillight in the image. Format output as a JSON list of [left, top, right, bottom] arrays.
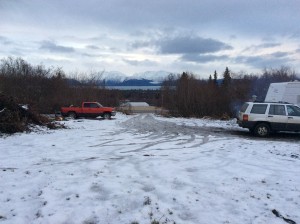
[[243, 114, 249, 121]]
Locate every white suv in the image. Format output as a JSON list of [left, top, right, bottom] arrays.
[[237, 102, 300, 137]]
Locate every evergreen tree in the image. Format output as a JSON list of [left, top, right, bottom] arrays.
[[222, 67, 231, 87], [208, 74, 213, 84], [213, 70, 218, 85]]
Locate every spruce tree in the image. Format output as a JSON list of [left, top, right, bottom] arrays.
[[222, 67, 231, 87], [213, 70, 218, 86], [208, 74, 213, 84]]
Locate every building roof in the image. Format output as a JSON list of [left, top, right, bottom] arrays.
[[124, 102, 149, 107]]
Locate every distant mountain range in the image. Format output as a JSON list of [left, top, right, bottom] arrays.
[[66, 71, 175, 88], [102, 71, 172, 86], [105, 78, 159, 87]]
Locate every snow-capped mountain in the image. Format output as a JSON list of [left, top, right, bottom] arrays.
[[101, 71, 127, 82], [102, 70, 172, 86], [130, 71, 172, 83]]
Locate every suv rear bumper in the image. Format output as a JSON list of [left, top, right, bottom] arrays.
[[237, 120, 256, 129]]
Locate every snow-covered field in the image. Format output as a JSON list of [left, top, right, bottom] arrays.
[[0, 114, 299, 224]]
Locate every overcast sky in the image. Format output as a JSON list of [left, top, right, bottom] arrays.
[[1, 0, 300, 78]]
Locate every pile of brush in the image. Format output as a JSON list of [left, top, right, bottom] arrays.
[[0, 93, 63, 134]]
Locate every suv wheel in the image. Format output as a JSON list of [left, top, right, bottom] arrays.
[[254, 123, 270, 137]]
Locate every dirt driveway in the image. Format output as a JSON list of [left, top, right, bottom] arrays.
[[120, 114, 300, 142]]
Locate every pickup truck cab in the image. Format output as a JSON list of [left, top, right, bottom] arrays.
[[61, 102, 116, 119]]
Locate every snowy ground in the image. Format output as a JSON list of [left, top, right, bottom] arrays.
[[0, 113, 299, 224]]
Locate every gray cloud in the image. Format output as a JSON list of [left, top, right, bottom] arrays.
[[259, 43, 281, 48], [41, 0, 298, 37], [40, 41, 75, 53], [2, 1, 300, 39], [290, 31, 300, 39], [0, 36, 13, 45], [85, 45, 100, 50], [235, 53, 294, 69], [81, 53, 104, 58], [255, 43, 281, 49], [131, 35, 232, 55], [244, 42, 281, 52], [157, 36, 232, 54], [123, 59, 158, 67], [130, 41, 153, 49], [181, 54, 229, 63], [0, 36, 7, 42], [270, 51, 289, 58]]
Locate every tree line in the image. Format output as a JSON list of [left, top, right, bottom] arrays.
[[161, 67, 298, 118], [0, 57, 298, 117], [0, 57, 161, 113], [0, 57, 120, 113]]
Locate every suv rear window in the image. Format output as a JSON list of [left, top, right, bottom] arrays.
[[240, 103, 249, 113], [250, 104, 268, 114]]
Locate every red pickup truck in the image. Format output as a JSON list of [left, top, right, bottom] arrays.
[[61, 102, 116, 119]]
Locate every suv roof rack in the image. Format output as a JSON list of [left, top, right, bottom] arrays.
[[246, 101, 291, 104], [262, 101, 292, 104]]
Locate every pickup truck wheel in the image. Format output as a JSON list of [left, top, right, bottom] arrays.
[[68, 112, 77, 119], [103, 113, 111, 120], [254, 123, 270, 137]]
